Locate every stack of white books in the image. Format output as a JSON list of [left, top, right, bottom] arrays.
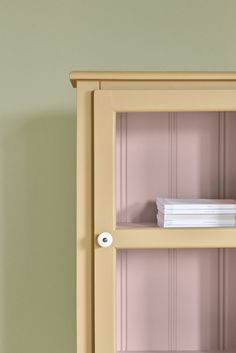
[[156, 198, 236, 227]]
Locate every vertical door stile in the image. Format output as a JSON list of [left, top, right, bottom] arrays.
[[94, 90, 116, 353]]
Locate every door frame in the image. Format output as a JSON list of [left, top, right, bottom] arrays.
[[93, 88, 236, 353]]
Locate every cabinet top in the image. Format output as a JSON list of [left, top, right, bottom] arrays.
[[69, 71, 236, 88]]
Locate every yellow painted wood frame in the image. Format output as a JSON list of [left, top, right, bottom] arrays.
[[93, 88, 236, 353], [72, 73, 236, 353]]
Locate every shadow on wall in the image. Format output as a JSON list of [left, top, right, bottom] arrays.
[[0, 111, 76, 353]]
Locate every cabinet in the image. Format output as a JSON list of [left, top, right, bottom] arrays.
[[70, 72, 236, 353]]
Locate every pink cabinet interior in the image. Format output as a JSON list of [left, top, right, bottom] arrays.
[[116, 112, 236, 225], [115, 112, 236, 353], [116, 248, 236, 352]]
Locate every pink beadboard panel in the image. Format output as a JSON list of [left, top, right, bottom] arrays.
[[125, 249, 169, 351], [225, 249, 236, 350], [116, 250, 128, 351], [115, 111, 235, 224], [116, 112, 170, 224], [176, 112, 220, 198], [225, 112, 236, 198], [116, 113, 127, 224], [115, 112, 236, 352], [176, 249, 219, 351], [116, 249, 236, 352], [116, 250, 122, 351]]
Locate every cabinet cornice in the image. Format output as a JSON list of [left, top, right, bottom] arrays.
[[70, 71, 236, 88]]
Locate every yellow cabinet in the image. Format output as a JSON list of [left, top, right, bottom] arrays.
[[70, 72, 236, 353]]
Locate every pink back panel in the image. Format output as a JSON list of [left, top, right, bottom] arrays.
[[225, 249, 236, 350], [116, 112, 169, 223], [225, 112, 236, 198], [176, 249, 219, 350], [116, 111, 236, 223], [116, 249, 236, 352], [116, 250, 122, 351], [126, 249, 169, 351], [176, 112, 220, 198], [115, 111, 236, 352]]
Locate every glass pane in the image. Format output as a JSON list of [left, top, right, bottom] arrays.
[[115, 112, 236, 228], [116, 248, 236, 353]]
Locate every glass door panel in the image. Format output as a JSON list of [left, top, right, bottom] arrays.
[[116, 248, 236, 353], [93, 89, 236, 353], [116, 111, 236, 228]]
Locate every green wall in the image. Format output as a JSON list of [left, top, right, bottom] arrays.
[[1, 0, 236, 352]]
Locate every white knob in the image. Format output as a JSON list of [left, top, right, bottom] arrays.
[[97, 232, 113, 248]]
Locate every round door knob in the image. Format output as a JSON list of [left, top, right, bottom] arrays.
[[97, 232, 113, 248]]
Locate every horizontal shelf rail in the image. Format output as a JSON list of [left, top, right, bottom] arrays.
[[113, 226, 236, 248]]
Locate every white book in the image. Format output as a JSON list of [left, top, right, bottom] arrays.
[[157, 221, 236, 228], [157, 206, 236, 215], [157, 212, 236, 222], [156, 198, 236, 214], [157, 217, 236, 228]]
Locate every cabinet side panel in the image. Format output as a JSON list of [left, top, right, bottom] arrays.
[[76, 81, 99, 353]]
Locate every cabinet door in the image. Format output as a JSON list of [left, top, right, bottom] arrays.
[[93, 89, 236, 353]]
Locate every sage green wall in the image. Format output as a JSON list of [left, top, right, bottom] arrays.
[[1, 0, 236, 352]]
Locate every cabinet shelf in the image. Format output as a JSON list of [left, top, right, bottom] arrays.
[[115, 223, 236, 248], [117, 221, 236, 229]]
